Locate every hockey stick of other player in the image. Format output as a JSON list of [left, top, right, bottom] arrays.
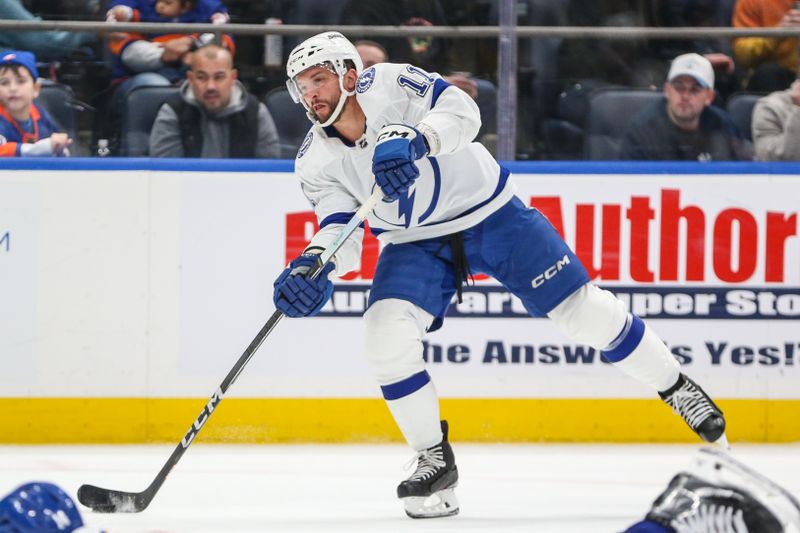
[[77, 187, 384, 513]]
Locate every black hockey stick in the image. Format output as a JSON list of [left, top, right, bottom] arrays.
[[77, 188, 382, 513]]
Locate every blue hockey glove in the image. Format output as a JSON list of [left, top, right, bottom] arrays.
[[273, 253, 336, 318], [0, 481, 98, 532], [372, 124, 428, 201]]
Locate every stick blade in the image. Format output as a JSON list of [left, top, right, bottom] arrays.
[[77, 484, 149, 513]]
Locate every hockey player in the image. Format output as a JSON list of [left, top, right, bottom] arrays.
[[624, 447, 800, 533], [273, 31, 728, 519], [0, 481, 104, 532]]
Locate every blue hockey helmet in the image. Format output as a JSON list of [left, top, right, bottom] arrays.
[[0, 482, 92, 533]]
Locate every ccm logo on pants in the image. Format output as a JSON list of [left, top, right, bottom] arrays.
[[532, 255, 571, 288]]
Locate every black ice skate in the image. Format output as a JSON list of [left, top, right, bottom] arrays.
[[660, 374, 727, 447], [646, 447, 800, 533], [397, 420, 459, 519]]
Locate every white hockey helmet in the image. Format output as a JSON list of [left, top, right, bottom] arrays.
[[285, 31, 363, 127]]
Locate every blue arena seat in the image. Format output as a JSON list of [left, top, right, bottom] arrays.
[[36, 81, 77, 139], [264, 88, 310, 159], [726, 93, 762, 142], [121, 85, 180, 156], [541, 118, 584, 160], [584, 88, 663, 160]]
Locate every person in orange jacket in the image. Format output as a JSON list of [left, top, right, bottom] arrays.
[[733, 0, 800, 92], [104, 0, 235, 116]]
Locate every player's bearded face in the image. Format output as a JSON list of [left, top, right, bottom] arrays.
[[309, 93, 339, 122], [295, 67, 341, 123]]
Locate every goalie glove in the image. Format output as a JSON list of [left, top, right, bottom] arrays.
[[372, 124, 428, 201]]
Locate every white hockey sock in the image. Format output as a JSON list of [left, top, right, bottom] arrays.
[[609, 318, 681, 392], [364, 299, 443, 450], [384, 380, 443, 451], [548, 285, 681, 392]]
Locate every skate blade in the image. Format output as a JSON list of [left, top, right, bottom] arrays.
[[713, 432, 730, 450], [403, 487, 459, 519], [696, 447, 800, 530]]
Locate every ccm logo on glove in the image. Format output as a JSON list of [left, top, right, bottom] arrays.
[[377, 127, 411, 143], [372, 124, 429, 201]]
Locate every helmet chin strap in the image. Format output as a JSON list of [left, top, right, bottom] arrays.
[[310, 75, 355, 128]]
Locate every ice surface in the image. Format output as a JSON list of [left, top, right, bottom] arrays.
[[0, 443, 798, 533]]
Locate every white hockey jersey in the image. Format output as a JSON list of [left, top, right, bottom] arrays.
[[294, 62, 515, 276]]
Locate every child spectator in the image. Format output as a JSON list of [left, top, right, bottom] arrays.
[[106, 0, 229, 25], [104, 0, 235, 127], [105, 0, 230, 69], [0, 50, 71, 157]]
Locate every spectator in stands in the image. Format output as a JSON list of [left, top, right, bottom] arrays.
[[733, 0, 800, 92], [0, 50, 71, 157], [619, 53, 752, 161], [548, 1, 740, 162], [355, 40, 388, 69], [149, 44, 279, 158], [105, 0, 234, 111], [752, 78, 800, 160], [0, 0, 95, 61], [106, 0, 229, 25]]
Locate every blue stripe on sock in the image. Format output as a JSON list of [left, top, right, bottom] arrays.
[[381, 370, 431, 401], [604, 313, 632, 352], [602, 315, 645, 362]]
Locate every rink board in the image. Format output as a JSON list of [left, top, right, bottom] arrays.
[[1, 160, 799, 443]]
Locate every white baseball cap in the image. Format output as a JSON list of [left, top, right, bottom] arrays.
[[667, 53, 714, 89]]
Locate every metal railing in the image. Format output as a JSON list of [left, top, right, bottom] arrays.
[[5, 20, 800, 38], [2, 18, 796, 158]]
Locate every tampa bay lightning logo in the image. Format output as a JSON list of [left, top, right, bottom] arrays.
[[356, 67, 376, 94], [297, 131, 313, 158], [372, 157, 442, 229]]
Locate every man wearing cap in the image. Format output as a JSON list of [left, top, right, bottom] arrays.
[[0, 49, 72, 157], [619, 53, 752, 161]]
